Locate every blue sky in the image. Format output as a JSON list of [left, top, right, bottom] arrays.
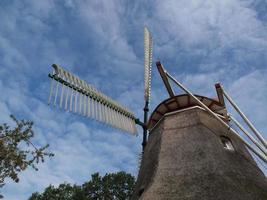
[[0, 0, 267, 199]]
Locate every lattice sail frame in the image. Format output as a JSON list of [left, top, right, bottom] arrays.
[[144, 27, 153, 103], [48, 64, 137, 135]]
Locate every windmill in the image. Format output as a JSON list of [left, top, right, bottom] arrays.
[[47, 26, 267, 163], [48, 27, 267, 199]]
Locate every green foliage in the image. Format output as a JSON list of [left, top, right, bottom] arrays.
[[0, 115, 54, 190], [29, 171, 136, 200], [29, 184, 82, 200]]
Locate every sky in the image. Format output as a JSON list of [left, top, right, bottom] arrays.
[[0, 0, 267, 199]]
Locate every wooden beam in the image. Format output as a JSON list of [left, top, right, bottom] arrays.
[[215, 83, 225, 107], [156, 61, 175, 97]]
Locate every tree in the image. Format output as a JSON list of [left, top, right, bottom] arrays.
[[29, 171, 136, 200], [0, 115, 54, 196], [29, 184, 82, 200]]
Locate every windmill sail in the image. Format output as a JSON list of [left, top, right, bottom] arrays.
[[144, 27, 153, 103], [48, 64, 137, 135]]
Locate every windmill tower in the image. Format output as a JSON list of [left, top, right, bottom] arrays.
[[47, 28, 267, 199]]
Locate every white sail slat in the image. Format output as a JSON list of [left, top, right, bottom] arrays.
[[48, 64, 137, 135]]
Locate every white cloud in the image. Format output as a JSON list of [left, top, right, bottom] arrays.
[[228, 70, 267, 133], [154, 0, 267, 47], [75, 0, 137, 61]]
